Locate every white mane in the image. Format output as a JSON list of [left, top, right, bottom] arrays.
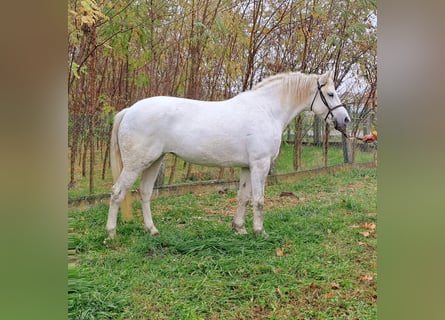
[[252, 72, 318, 104]]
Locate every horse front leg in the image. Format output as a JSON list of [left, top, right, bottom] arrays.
[[249, 159, 270, 236], [232, 168, 251, 234]]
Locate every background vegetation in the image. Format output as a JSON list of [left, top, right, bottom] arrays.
[[68, 0, 377, 194], [68, 143, 376, 199], [68, 3, 377, 317]]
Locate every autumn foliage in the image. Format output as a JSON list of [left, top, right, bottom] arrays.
[[68, 0, 377, 193]]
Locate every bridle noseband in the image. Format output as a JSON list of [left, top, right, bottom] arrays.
[[310, 80, 346, 121]]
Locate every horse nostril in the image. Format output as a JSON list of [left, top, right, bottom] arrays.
[[344, 117, 350, 124]]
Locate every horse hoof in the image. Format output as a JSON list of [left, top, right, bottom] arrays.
[[106, 228, 116, 240], [145, 226, 160, 236], [253, 229, 268, 237], [234, 228, 248, 235], [232, 223, 247, 235]]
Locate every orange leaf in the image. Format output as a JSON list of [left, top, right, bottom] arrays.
[[362, 222, 376, 230], [304, 282, 319, 293], [360, 274, 374, 282], [330, 282, 340, 290], [285, 241, 293, 249], [275, 248, 284, 257], [360, 231, 371, 237]]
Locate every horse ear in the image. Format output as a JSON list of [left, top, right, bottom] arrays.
[[319, 70, 332, 85], [327, 70, 334, 79]]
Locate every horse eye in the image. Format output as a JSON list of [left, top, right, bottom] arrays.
[[328, 92, 334, 97]]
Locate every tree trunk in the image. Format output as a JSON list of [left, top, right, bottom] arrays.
[[88, 115, 95, 194], [185, 163, 193, 180], [69, 108, 79, 188], [342, 134, 353, 164], [323, 122, 329, 167], [218, 168, 225, 180], [168, 155, 178, 185], [82, 137, 88, 177], [313, 115, 322, 146], [87, 26, 98, 194], [101, 123, 112, 180], [269, 146, 282, 175], [154, 160, 166, 187], [293, 115, 303, 171]]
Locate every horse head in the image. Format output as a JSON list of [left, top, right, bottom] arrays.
[[310, 71, 351, 136]]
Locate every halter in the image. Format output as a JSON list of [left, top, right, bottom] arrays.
[[310, 80, 346, 121]]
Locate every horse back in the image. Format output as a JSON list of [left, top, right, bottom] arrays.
[[119, 96, 280, 167]]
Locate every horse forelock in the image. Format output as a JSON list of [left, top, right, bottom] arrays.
[[252, 72, 317, 104]]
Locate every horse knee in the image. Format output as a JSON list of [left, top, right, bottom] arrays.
[[139, 189, 153, 201], [253, 199, 264, 212], [238, 196, 250, 207], [111, 185, 126, 203], [237, 189, 251, 206]]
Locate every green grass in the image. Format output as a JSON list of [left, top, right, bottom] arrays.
[[275, 143, 373, 173], [69, 168, 377, 319], [68, 143, 375, 199]]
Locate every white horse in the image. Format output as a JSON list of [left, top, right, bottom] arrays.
[[106, 70, 350, 239]]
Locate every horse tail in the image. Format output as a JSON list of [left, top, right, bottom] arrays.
[[110, 108, 133, 221]]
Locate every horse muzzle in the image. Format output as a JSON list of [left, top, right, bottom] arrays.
[[333, 115, 351, 136]]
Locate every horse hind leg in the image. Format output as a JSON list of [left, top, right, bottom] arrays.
[[106, 168, 140, 239], [139, 157, 164, 236]]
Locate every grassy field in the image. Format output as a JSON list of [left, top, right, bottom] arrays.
[[68, 143, 375, 199], [69, 167, 377, 319]]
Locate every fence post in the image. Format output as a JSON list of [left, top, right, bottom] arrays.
[[342, 135, 353, 164], [313, 115, 322, 146], [293, 115, 303, 171], [323, 122, 329, 167]]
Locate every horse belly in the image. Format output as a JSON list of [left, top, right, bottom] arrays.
[[169, 135, 249, 167]]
